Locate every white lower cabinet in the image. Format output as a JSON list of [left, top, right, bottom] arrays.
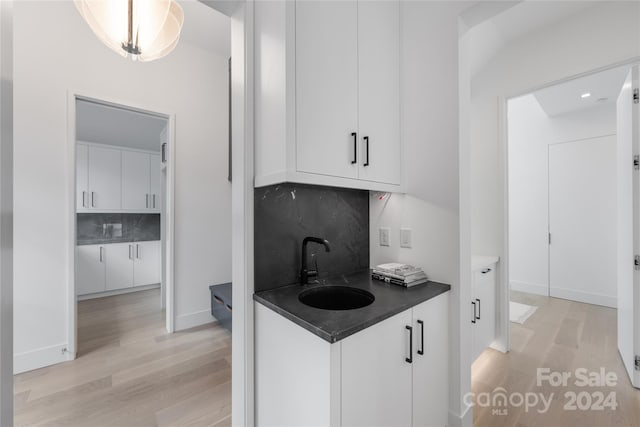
[[471, 263, 497, 362], [256, 291, 449, 427], [76, 244, 106, 295], [76, 241, 161, 297]]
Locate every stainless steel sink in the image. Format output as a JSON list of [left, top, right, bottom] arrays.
[[298, 286, 375, 310]]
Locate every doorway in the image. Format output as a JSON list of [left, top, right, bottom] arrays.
[[71, 97, 175, 355]]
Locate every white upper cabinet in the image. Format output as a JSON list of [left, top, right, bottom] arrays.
[[122, 150, 151, 210], [77, 143, 162, 213], [149, 154, 162, 211], [76, 144, 89, 210], [295, 0, 359, 180], [254, 0, 402, 192], [88, 145, 122, 210], [357, 1, 401, 185]]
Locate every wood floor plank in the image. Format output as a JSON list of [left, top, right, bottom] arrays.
[[14, 288, 231, 427], [473, 291, 640, 427]]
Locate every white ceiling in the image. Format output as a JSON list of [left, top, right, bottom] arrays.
[[179, 0, 230, 58], [468, 1, 601, 77], [533, 65, 630, 117], [76, 100, 168, 152]]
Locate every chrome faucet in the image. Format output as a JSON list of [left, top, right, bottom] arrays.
[[300, 237, 331, 285]]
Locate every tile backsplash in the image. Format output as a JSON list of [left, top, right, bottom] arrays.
[[77, 213, 160, 245], [254, 183, 369, 292]]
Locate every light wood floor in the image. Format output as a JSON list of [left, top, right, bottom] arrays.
[[473, 291, 640, 427], [14, 289, 232, 427]]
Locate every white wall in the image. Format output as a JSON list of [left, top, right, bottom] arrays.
[[13, 1, 231, 372], [470, 1, 640, 261], [369, 2, 473, 426], [508, 95, 616, 297]]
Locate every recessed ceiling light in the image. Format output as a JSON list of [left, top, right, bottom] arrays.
[[581, 92, 591, 99]]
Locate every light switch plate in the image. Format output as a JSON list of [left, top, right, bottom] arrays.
[[400, 228, 412, 248], [379, 227, 390, 247]]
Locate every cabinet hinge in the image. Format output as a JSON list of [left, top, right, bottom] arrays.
[[635, 355, 640, 371], [634, 255, 640, 271], [635, 88, 639, 104]]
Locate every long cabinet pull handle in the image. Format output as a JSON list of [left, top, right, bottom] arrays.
[[363, 136, 369, 167], [405, 325, 413, 364], [471, 301, 476, 324], [476, 298, 481, 320], [417, 320, 424, 355], [146, 194, 149, 208], [481, 268, 492, 274], [99, 247, 103, 262], [161, 143, 167, 163], [82, 191, 86, 208], [129, 245, 133, 260], [351, 132, 357, 164], [153, 194, 156, 209], [136, 244, 140, 259], [91, 192, 95, 208]]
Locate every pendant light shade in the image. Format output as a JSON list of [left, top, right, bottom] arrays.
[[74, 0, 184, 62]]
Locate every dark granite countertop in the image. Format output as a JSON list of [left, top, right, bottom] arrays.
[[77, 237, 160, 246], [253, 269, 451, 343]]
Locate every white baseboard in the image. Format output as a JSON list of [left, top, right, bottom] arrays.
[[175, 309, 216, 331], [448, 402, 473, 427], [14, 343, 72, 374], [549, 287, 616, 308], [77, 283, 160, 301], [510, 280, 548, 296]]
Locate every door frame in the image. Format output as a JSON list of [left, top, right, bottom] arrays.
[[502, 57, 640, 352], [67, 92, 177, 358]]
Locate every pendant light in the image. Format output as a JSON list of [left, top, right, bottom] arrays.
[[74, 0, 184, 62]]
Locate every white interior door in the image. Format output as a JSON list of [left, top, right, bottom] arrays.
[[617, 66, 640, 388], [548, 136, 617, 308]]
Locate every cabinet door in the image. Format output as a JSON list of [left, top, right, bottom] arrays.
[[76, 144, 89, 210], [105, 243, 134, 290], [413, 293, 449, 427], [122, 151, 151, 210], [133, 241, 161, 287], [357, 1, 401, 185], [76, 245, 105, 295], [149, 154, 162, 212], [473, 268, 496, 360], [295, 0, 359, 179], [88, 146, 122, 210], [341, 309, 413, 427]]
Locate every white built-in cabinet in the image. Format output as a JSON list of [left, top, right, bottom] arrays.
[[471, 262, 497, 362], [76, 241, 161, 296], [254, 0, 401, 191], [256, 292, 449, 426], [77, 142, 161, 213]]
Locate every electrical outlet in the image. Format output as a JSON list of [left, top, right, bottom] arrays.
[[379, 227, 390, 247], [400, 228, 412, 248]]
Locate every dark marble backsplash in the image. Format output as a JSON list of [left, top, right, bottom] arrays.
[[77, 213, 160, 245], [254, 183, 369, 292]]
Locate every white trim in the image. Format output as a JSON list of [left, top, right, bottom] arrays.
[[14, 343, 72, 375], [174, 309, 216, 331], [230, 2, 255, 426], [77, 283, 160, 301], [67, 91, 177, 359], [76, 140, 161, 155], [550, 287, 616, 308], [0, 1, 13, 424], [510, 280, 548, 297]]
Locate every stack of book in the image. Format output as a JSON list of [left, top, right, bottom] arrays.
[[372, 263, 428, 288]]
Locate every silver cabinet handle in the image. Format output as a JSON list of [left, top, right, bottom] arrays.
[[146, 194, 149, 208], [161, 143, 167, 164], [128, 244, 133, 260], [81, 191, 87, 208], [91, 192, 96, 207], [152, 194, 156, 209], [99, 246, 104, 262], [136, 244, 140, 259]]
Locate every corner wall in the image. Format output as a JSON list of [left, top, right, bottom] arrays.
[[13, 1, 231, 372]]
